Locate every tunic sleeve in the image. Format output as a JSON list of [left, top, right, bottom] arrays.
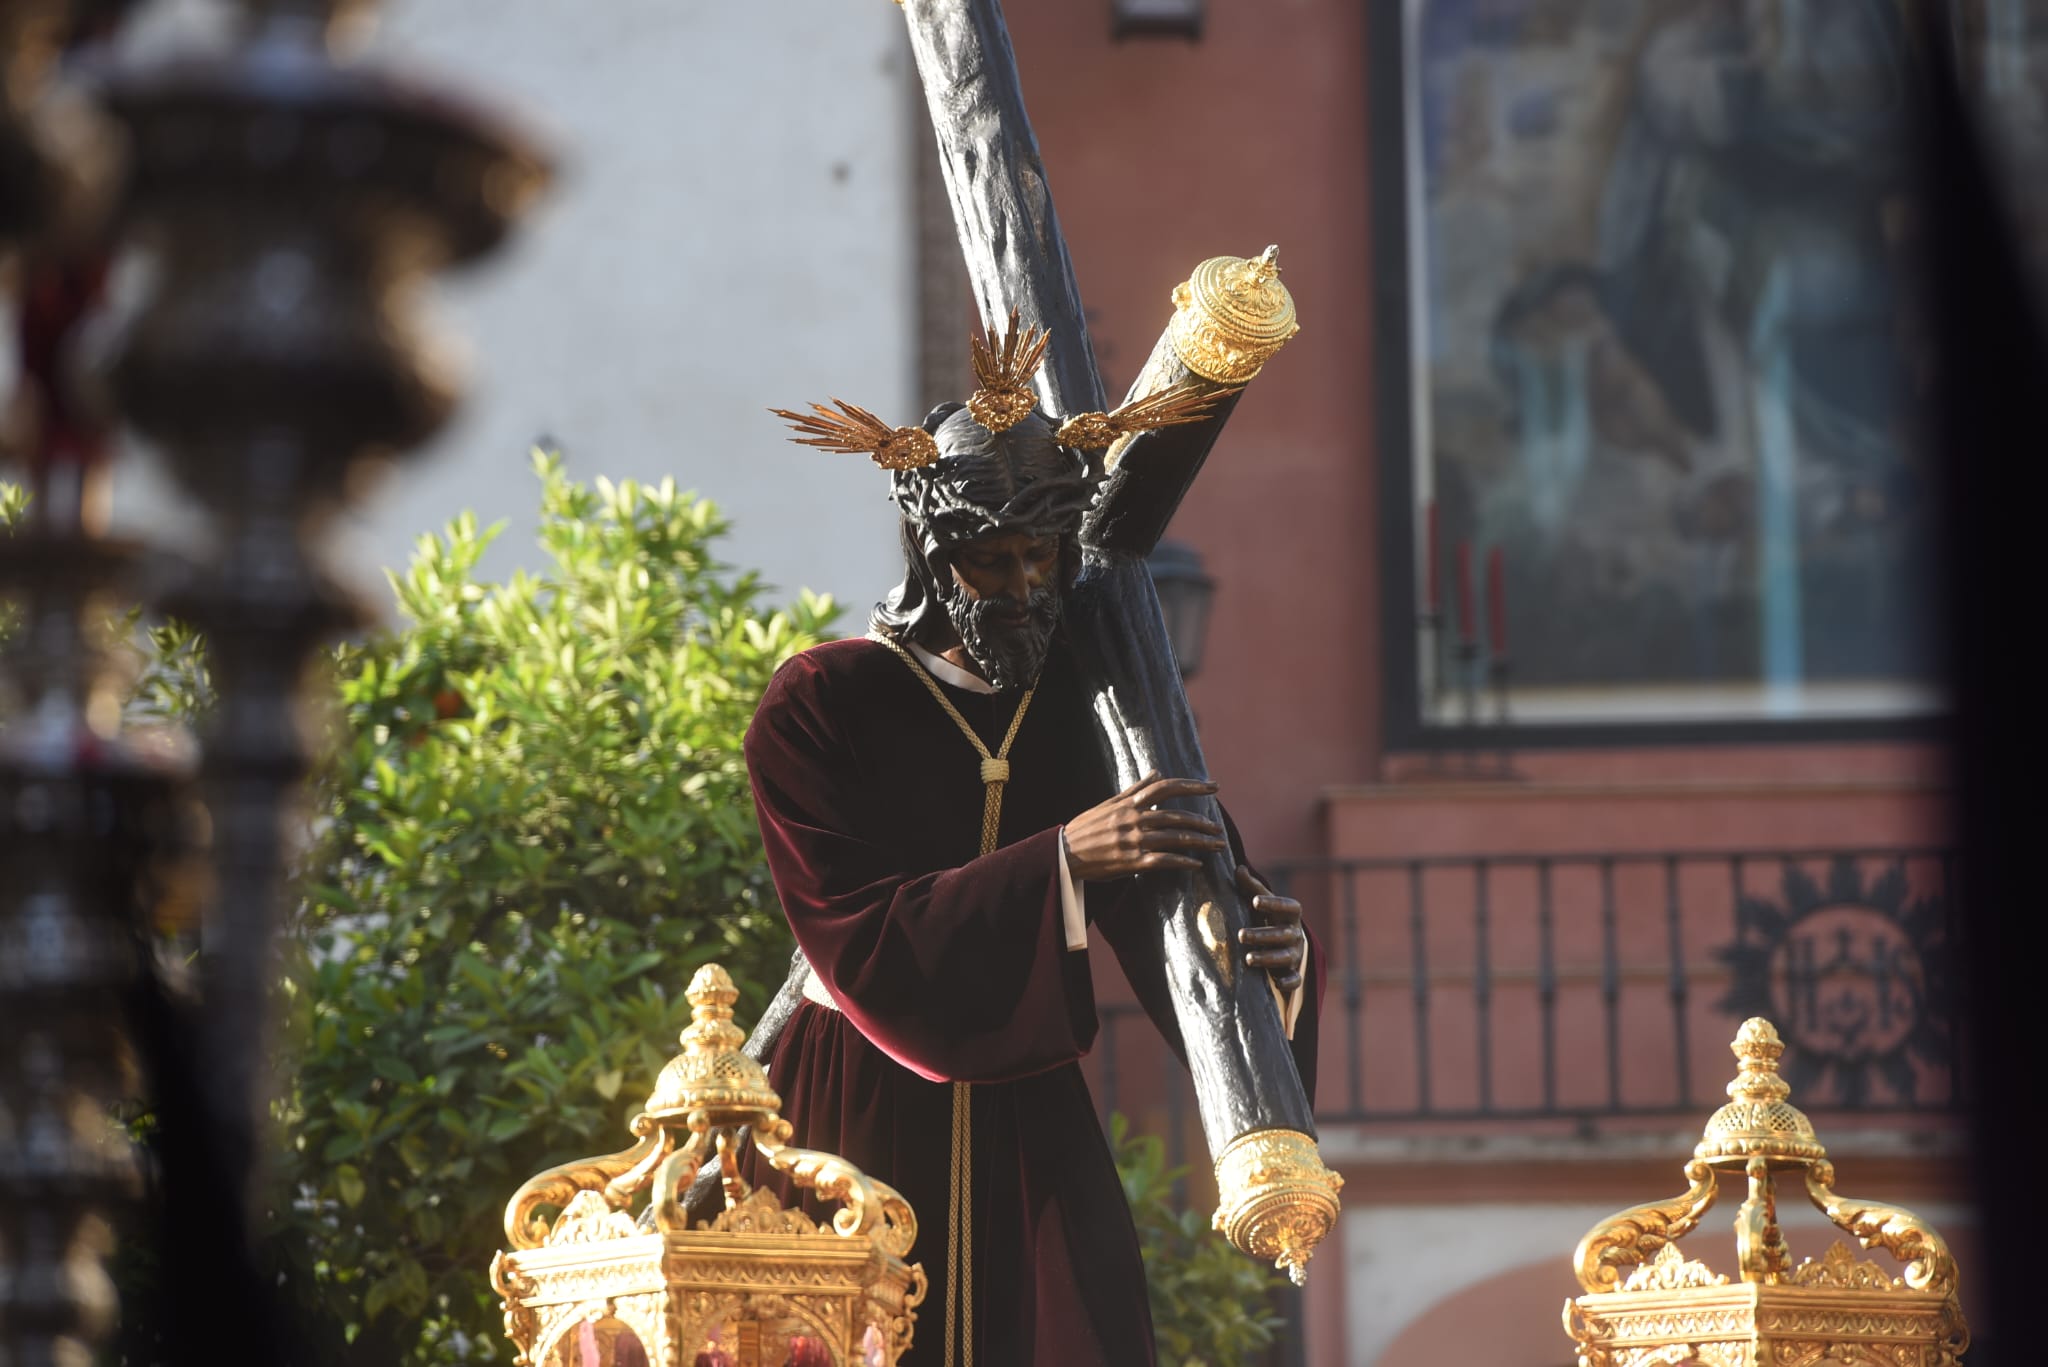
[[743, 653, 1097, 1086]]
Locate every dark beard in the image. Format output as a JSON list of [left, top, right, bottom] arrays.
[[946, 585, 1060, 692]]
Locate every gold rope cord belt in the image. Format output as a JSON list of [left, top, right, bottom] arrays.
[[870, 630, 1035, 1367]]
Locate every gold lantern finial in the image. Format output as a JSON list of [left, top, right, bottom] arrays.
[[1166, 244, 1301, 384], [641, 963, 782, 1128], [1695, 1017, 1826, 1166], [1562, 1018, 1968, 1367], [491, 962, 925, 1366]]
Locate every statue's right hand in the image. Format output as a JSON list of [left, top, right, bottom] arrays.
[[1062, 772, 1225, 882]]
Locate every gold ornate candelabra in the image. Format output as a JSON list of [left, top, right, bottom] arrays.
[[1564, 1018, 1969, 1367], [493, 964, 926, 1367]]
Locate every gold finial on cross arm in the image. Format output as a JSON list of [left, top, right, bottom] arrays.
[[1167, 244, 1302, 384]]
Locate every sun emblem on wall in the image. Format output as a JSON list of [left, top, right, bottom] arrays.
[[1716, 857, 1956, 1107]]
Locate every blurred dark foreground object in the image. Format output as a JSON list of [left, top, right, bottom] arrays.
[[3, 2, 547, 1365], [1920, 11, 2047, 1367]]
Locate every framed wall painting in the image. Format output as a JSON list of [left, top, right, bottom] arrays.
[[1372, 0, 1956, 745]]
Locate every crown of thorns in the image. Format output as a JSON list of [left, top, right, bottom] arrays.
[[770, 308, 1226, 470]]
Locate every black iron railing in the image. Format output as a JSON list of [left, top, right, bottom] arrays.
[[1090, 846, 1963, 1130]]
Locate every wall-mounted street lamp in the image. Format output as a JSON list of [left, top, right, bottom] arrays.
[[1112, 0, 1206, 40], [1147, 539, 1216, 681]]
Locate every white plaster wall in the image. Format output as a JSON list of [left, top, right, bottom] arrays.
[[1341, 1200, 1617, 1367], [107, 0, 915, 626]]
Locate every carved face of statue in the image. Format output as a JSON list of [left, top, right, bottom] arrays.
[[940, 529, 1063, 691], [871, 403, 1092, 672]]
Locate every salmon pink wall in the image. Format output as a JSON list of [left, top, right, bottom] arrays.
[[1004, 0, 1380, 866]]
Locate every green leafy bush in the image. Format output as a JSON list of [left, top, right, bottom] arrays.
[[0, 481, 29, 643], [1112, 1114, 1289, 1367], [263, 452, 837, 1363]]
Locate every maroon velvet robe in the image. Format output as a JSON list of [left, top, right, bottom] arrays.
[[741, 634, 1322, 1367]]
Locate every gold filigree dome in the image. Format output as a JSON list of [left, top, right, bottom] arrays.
[[1694, 1017, 1827, 1165], [642, 964, 783, 1125], [1168, 245, 1301, 383]]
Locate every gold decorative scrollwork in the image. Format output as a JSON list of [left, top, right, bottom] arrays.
[[670, 1291, 746, 1364], [1789, 1242, 1903, 1292], [490, 1252, 541, 1366], [1575, 1159, 1720, 1293], [1936, 1301, 1971, 1367], [548, 1189, 646, 1246], [1622, 1347, 1719, 1367], [1564, 1295, 1613, 1367], [1774, 1342, 1901, 1367], [649, 1139, 710, 1236], [1803, 1164, 1957, 1296], [1621, 1244, 1729, 1293], [873, 1262, 929, 1362], [759, 1132, 919, 1259], [706, 1185, 821, 1239], [503, 1123, 672, 1249]]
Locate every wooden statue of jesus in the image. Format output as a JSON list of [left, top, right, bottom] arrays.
[[748, 321, 1321, 1366]]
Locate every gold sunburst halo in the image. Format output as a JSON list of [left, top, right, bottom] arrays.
[[771, 318, 1220, 465], [770, 400, 940, 471], [966, 307, 1051, 434], [1054, 380, 1233, 449]]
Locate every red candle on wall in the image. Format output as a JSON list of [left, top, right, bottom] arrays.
[[1486, 545, 1507, 657], [1455, 540, 1475, 642], [1423, 500, 1440, 614]]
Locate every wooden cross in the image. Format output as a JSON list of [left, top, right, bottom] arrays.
[[899, 0, 1339, 1283]]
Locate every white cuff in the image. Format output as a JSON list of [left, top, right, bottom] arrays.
[[1057, 829, 1088, 951], [1268, 975, 1304, 1040]]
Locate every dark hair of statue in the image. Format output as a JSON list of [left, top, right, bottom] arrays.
[[870, 401, 1096, 648]]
